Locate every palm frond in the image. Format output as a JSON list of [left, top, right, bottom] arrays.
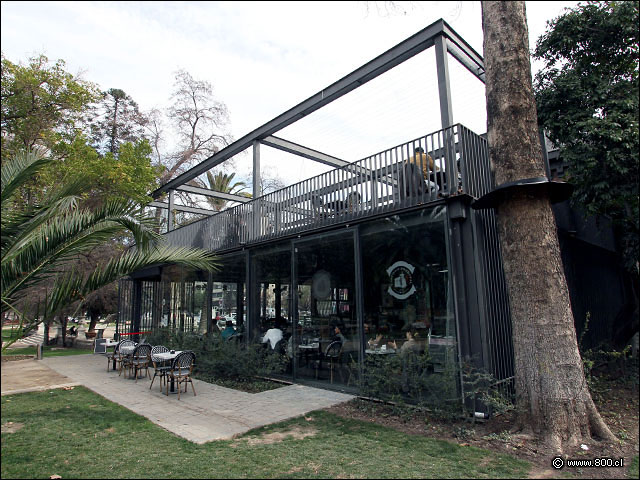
[[0, 149, 51, 205], [1, 149, 219, 322], [42, 245, 218, 318], [2, 200, 162, 303]]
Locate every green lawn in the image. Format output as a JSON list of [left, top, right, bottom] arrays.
[[1, 386, 531, 479], [1, 346, 91, 357], [2, 328, 22, 343], [630, 456, 639, 479]]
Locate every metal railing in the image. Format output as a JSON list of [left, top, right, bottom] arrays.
[[163, 124, 490, 251]]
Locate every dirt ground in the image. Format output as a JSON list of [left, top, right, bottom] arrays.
[[0, 358, 78, 395], [326, 379, 639, 479]]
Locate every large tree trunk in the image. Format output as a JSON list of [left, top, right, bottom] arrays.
[[88, 311, 99, 334], [60, 315, 68, 347], [481, 1, 616, 453]]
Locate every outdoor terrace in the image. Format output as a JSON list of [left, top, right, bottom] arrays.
[[162, 123, 490, 252]]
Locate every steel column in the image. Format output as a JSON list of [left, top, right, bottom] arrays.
[[168, 190, 175, 232], [435, 35, 454, 130]]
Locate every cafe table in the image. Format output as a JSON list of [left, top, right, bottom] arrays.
[[365, 347, 397, 355], [298, 342, 320, 367], [154, 350, 183, 392]]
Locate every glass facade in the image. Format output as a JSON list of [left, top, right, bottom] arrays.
[[121, 205, 459, 396], [160, 265, 208, 333], [360, 206, 457, 373], [293, 231, 358, 387], [250, 245, 292, 375], [211, 253, 247, 338]]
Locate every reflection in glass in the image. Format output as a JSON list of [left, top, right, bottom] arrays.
[[295, 232, 357, 387], [251, 245, 292, 376], [360, 206, 457, 395], [211, 253, 247, 339]]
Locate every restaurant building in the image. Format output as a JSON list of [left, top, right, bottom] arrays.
[[116, 19, 615, 409]]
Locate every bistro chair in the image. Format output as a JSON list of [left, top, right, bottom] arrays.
[[324, 341, 343, 384], [116, 340, 136, 376], [166, 351, 196, 400], [312, 341, 343, 382], [105, 340, 123, 371], [150, 345, 171, 391], [127, 343, 152, 382]]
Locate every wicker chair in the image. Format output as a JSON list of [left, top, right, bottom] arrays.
[[105, 340, 123, 371], [116, 340, 136, 376], [128, 343, 152, 382], [149, 345, 171, 390], [166, 351, 196, 400], [316, 341, 343, 383]]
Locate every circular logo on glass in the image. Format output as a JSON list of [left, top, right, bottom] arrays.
[[386, 261, 416, 300]]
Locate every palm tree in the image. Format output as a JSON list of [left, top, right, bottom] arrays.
[[202, 171, 252, 212], [1, 150, 218, 350]]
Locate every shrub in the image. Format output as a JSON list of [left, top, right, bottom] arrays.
[[145, 327, 287, 383]]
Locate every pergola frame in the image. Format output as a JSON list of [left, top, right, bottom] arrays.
[[124, 19, 520, 407], [151, 19, 485, 231]]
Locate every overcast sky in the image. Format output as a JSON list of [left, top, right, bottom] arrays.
[[1, 1, 579, 187]]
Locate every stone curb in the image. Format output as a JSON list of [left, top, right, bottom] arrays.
[[1, 382, 81, 396]]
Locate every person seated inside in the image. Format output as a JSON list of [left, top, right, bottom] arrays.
[[221, 320, 236, 340], [261, 319, 284, 350], [401, 146, 440, 198], [67, 326, 78, 336], [332, 324, 347, 344], [366, 323, 397, 350], [400, 327, 427, 355]]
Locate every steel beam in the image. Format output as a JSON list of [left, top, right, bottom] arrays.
[[168, 190, 175, 232], [445, 39, 486, 83], [261, 136, 349, 168], [149, 201, 216, 216], [442, 22, 485, 83], [435, 35, 454, 129], [176, 184, 250, 202], [152, 19, 448, 196]]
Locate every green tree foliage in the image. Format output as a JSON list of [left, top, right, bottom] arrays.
[[90, 88, 148, 154], [0, 53, 100, 161], [1, 150, 219, 350], [1, 53, 158, 207], [533, 1, 639, 271], [48, 135, 158, 206], [203, 171, 252, 211]]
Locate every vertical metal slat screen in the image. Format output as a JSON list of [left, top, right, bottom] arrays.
[[460, 125, 514, 398]]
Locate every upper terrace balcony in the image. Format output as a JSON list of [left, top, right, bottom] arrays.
[[149, 19, 490, 251], [162, 123, 490, 252]]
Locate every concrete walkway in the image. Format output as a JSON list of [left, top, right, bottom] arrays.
[[2, 355, 354, 444]]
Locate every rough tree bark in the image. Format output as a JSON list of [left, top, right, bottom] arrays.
[[481, 1, 617, 453]]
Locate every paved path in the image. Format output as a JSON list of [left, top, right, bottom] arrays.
[[3, 354, 354, 444], [1, 359, 79, 395]]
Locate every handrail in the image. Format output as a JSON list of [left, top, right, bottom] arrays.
[[161, 124, 490, 252]]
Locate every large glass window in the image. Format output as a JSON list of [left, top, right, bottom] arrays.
[[160, 266, 207, 333], [294, 231, 358, 388], [251, 245, 292, 375], [360, 206, 456, 376], [211, 253, 247, 338]]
